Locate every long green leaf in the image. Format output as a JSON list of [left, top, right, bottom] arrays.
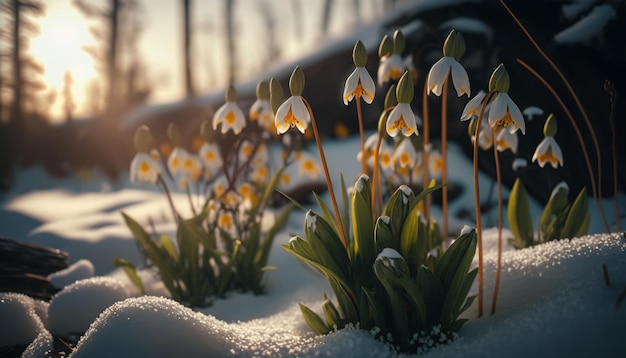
[[113, 258, 145, 294], [507, 179, 534, 248]]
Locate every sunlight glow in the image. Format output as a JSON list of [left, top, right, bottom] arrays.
[[29, 3, 98, 122]]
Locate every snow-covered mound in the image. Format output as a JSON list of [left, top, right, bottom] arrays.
[[48, 277, 132, 337]]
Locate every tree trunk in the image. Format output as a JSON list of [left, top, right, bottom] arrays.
[[11, 0, 22, 127], [225, 0, 235, 84], [183, 0, 194, 97], [106, 0, 120, 116]]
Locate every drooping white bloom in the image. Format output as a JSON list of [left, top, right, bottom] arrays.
[[393, 139, 418, 168], [427, 56, 471, 97], [168, 147, 202, 189], [295, 151, 322, 179], [488, 93, 526, 134], [377, 54, 405, 85], [130, 152, 161, 184], [386, 103, 418, 137], [274, 96, 310, 134], [212, 101, 246, 135], [495, 128, 518, 153], [199, 142, 223, 173], [532, 136, 564, 168], [343, 67, 376, 105], [249, 98, 274, 132], [460, 90, 487, 121]]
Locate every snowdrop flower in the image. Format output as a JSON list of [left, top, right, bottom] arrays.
[[532, 113, 563, 168], [213, 85, 246, 135], [386, 71, 418, 137], [217, 211, 234, 230], [275, 67, 311, 134], [130, 152, 161, 184], [356, 133, 379, 167], [344, 67, 376, 105], [250, 165, 268, 183], [427, 30, 470, 97], [378, 141, 395, 175], [460, 90, 487, 122], [393, 138, 418, 168], [237, 182, 259, 205], [428, 147, 444, 179], [295, 151, 322, 179], [377, 31, 406, 85], [199, 142, 222, 174], [487, 64, 525, 134], [377, 54, 405, 85], [130, 125, 161, 184], [343, 41, 375, 105], [495, 128, 518, 153], [532, 135, 563, 168], [250, 81, 275, 132], [168, 147, 202, 189]]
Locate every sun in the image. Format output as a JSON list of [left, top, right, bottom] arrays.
[[29, 3, 98, 121]]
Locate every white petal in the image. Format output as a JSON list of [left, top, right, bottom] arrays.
[[450, 59, 471, 97], [377, 57, 390, 86], [461, 91, 486, 121], [212, 102, 229, 129], [357, 67, 376, 104], [343, 69, 360, 105], [487, 93, 507, 127], [427, 57, 451, 96], [505, 95, 525, 134]]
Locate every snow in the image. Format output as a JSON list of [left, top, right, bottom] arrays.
[[0, 293, 46, 348], [48, 259, 95, 288], [47, 277, 132, 337], [554, 5, 617, 45], [561, 0, 598, 20]]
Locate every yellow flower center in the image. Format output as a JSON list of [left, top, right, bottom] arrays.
[[225, 110, 237, 125], [205, 151, 216, 162], [495, 112, 515, 128], [283, 107, 305, 130], [381, 152, 392, 167], [140, 161, 151, 175], [281, 173, 291, 185], [389, 116, 414, 135], [389, 68, 403, 80], [218, 212, 233, 228]]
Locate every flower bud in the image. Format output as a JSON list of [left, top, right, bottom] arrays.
[[442, 29, 466, 61], [378, 34, 392, 58], [384, 84, 398, 109], [133, 125, 153, 153], [225, 84, 238, 102], [396, 71, 414, 104], [269, 77, 284, 114], [167, 123, 182, 147], [543, 113, 557, 137], [393, 30, 405, 55], [488, 63, 510, 93], [352, 40, 367, 67], [256, 80, 270, 100], [200, 119, 214, 142], [374, 248, 409, 286], [289, 66, 305, 96], [549, 181, 569, 214]]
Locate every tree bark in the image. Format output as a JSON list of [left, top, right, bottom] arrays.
[[183, 0, 194, 97]]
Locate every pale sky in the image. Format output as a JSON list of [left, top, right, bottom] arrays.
[[27, 0, 383, 122]]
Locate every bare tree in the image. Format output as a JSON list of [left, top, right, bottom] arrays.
[[225, 0, 235, 84], [182, 0, 194, 97], [73, 0, 148, 122], [62, 71, 75, 122], [4, 0, 45, 127], [321, 0, 333, 35], [257, 0, 279, 71]]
